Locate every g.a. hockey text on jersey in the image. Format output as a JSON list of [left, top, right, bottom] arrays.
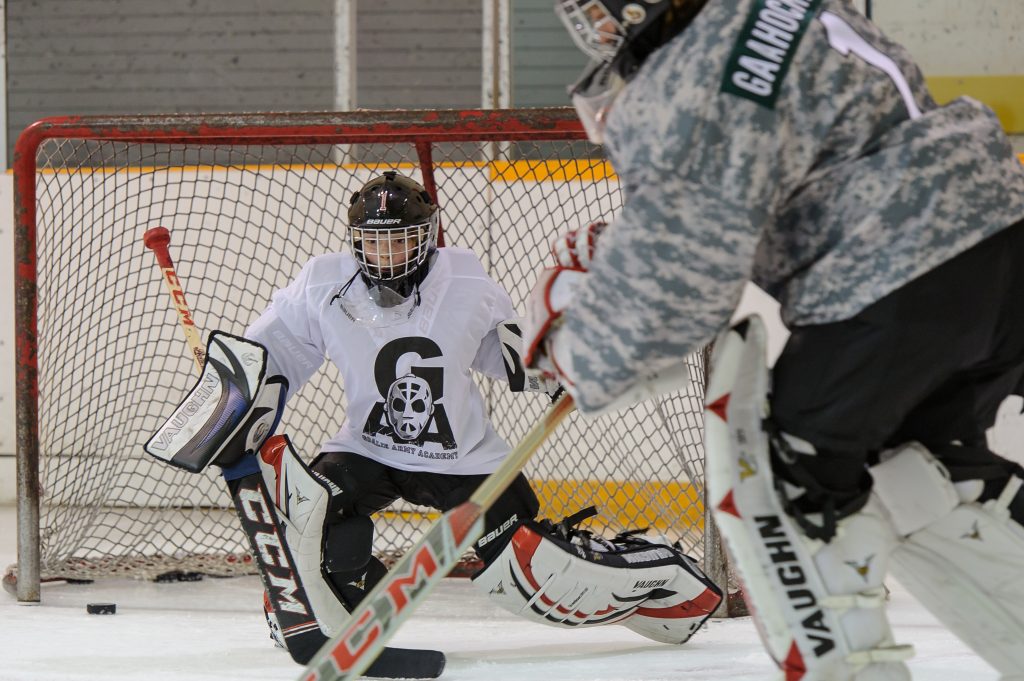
[[245, 248, 516, 475], [721, 0, 823, 107]]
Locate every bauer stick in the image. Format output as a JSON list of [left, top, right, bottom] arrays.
[[300, 391, 575, 681], [143, 225, 445, 679]]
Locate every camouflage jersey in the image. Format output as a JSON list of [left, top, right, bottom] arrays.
[[557, 0, 1024, 414]]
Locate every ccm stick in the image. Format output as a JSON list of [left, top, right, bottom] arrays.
[[143, 225, 445, 679], [301, 391, 575, 681]]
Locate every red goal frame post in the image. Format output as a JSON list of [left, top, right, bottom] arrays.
[[11, 108, 732, 614]]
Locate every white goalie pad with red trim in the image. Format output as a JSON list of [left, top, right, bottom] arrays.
[[704, 316, 912, 681], [471, 518, 722, 645], [257, 434, 348, 637]]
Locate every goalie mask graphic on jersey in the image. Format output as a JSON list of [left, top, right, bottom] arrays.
[[363, 337, 457, 451], [385, 374, 435, 441]]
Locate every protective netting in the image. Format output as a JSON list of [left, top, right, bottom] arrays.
[[13, 111, 712, 587]]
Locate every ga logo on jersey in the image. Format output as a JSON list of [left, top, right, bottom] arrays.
[[362, 337, 457, 451]]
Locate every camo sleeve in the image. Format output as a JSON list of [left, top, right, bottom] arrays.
[[558, 178, 762, 413], [550, 0, 1024, 413]]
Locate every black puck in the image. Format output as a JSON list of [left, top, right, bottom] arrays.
[[86, 603, 116, 615]]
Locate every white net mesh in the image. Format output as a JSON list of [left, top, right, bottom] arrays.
[[13, 110, 716, 589]]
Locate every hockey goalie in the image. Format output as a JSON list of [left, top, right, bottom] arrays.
[[145, 171, 722, 668], [519, 1, 1024, 680]]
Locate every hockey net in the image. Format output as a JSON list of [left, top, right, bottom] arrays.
[[10, 108, 734, 609]]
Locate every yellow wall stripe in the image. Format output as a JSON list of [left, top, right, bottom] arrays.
[[29, 148, 1022, 180], [488, 159, 615, 182], [376, 479, 705, 532], [927, 75, 1024, 134], [491, 153, 1024, 185]]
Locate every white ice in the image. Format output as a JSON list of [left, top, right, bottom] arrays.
[[0, 505, 997, 681]]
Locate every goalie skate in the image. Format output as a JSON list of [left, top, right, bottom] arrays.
[[704, 316, 912, 681]]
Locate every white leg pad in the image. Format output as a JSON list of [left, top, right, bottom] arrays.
[[258, 436, 348, 636], [872, 446, 1024, 677], [705, 316, 912, 681], [472, 521, 722, 644]]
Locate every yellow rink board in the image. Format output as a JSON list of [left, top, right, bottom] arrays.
[[377, 479, 705, 532], [927, 75, 1024, 135]]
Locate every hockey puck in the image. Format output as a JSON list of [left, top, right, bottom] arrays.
[[86, 603, 117, 615]]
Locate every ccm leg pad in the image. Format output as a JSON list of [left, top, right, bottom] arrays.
[[257, 435, 349, 637]]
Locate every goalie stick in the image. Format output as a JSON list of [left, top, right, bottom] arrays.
[[143, 225, 445, 680], [300, 391, 575, 681]]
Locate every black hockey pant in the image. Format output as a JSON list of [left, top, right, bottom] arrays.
[[310, 450, 540, 565], [769, 217, 1024, 524]]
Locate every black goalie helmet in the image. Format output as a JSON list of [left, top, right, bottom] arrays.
[[347, 171, 439, 295], [555, 0, 707, 142], [556, 0, 673, 65]]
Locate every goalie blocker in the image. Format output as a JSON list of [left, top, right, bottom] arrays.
[[144, 332, 286, 473], [472, 507, 723, 644]]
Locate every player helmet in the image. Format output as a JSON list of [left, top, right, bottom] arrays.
[[347, 171, 439, 299], [555, 0, 707, 143]]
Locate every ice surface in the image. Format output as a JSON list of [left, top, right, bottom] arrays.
[[0, 505, 996, 681]]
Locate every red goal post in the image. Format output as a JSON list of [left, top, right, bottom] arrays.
[[10, 107, 734, 612]]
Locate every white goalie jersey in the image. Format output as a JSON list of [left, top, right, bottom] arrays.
[[246, 247, 516, 475]]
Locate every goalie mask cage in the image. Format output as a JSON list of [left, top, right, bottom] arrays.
[[11, 107, 733, 611]]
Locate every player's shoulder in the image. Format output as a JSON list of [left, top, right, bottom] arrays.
[[436, 247, 489, 280], [300, 251, 359, 283]]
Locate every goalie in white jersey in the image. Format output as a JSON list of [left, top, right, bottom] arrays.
[[522, 2, 1024, 680], [232, 171, 722, 659]]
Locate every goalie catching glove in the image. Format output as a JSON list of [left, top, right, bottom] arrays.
[[551, 221, 606, 270], [522, 222, 607, 387], [523, 220, 695, 416], [472, 507, 722, 644], [143, 331, 286, 473]]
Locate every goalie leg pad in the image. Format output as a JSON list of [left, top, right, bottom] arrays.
[[471, 518, 722, 644], [144, 331, 286, 473], [257, 436, 349, 637], [705, 316, 912, 681], [872, 445, 1024, 677]]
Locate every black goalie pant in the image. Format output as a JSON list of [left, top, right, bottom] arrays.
[[310, 450, 540, 565], [769, 217, 1024, 521]]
